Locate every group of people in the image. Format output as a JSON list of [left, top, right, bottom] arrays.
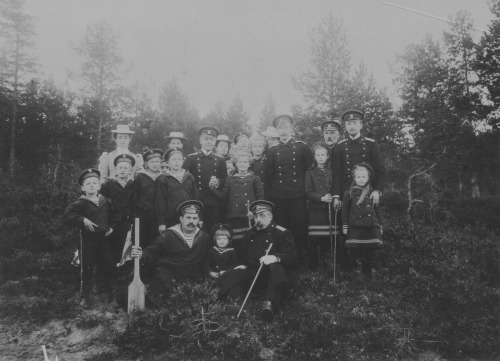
[[62, 110, 386, 321]]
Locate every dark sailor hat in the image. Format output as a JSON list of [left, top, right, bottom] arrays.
[[78, 168, 101, 185], [233, 131, 250, 144], [321, 118, 341, 132], [177, 200, 203, 215], [199, 126, 219, 138], [164, 147, 184, 161], [113, 153, 136, 167], [211, 223, 233, 238], [249, 200, 275, 215], [142, 149, 163, 162], [341, 110, 364, 122], [272, 114, 293, 128]]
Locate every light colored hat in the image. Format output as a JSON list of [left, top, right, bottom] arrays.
[[165, 131, 187, 140], [261, 126, 279, 138], [216, 134, 231, 145], [111, 124, 135, 134]]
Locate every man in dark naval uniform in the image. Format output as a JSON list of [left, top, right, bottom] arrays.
[[321, 116, 342, 151], [264, 114, 314, 261], [331, 110, 386, 210], [183, 126, 227, 232], [217, 200, 298, 322]]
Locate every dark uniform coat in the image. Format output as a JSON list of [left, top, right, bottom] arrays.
[[331, 136, 386, 198], [211, 173, 264, 221], [250, 157, 266, 185], [100, 177, 135, 262], [217, 222, 298, 306], [133, 170, 162, 248], [62, 195, 121, 233], [264, 139, 314, 199], [157, 170, 200, 228], [141, 225, 211, 286], [183, 151, 227, 207]]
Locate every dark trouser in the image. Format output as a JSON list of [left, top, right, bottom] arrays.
[[308, 236, 345, 268], [222, 264, 289, 308], [109, 221, 131, 264], [348, 248, 376, 276], [80, 232, 115, 297], [273, 197, 308, 260], [201, 205, 224, 233]]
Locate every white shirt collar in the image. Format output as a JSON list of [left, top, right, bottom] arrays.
[[349, 134, 361, 140], [201, 149, 212, 156]]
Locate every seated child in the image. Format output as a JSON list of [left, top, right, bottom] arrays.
[[204, 224, 238, 278], [62, 168, 121, 309], [212, 151, 264, 258], [342, 163, 383, 278]]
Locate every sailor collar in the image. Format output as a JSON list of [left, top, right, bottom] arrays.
[[79, 194, 106, 206]]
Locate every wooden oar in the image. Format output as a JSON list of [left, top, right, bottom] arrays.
[[128, 218, 145, 313]]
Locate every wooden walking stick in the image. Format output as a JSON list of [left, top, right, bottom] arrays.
[[237, 243, 273, 318], [333, 207, 338, 285], [128, 218, 145, 313]]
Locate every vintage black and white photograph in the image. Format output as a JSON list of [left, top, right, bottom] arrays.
[[0, 0, 499, 360]]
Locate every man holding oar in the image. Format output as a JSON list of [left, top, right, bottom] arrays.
[[130, 200, 210, 292], [217, 200, 298, 322]]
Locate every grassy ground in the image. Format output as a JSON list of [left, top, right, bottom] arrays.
[[1, 202, 499, 360]]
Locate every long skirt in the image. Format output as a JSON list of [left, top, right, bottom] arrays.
[[345, 226, 382, 248], [227, 218, 250, 261], [307, 209, 341, 237]]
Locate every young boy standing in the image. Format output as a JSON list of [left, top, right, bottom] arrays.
[[212, 151, 264, 258], [63, 169, 121, 309], [249, 134, 267, 184], [157, 148, 199, 230], [99, 154, 136, 264], [134, 149, 163, 249]]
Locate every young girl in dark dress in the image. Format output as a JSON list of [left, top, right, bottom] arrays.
[[341, 163, 383, 278], [204, 224, 238, 279]]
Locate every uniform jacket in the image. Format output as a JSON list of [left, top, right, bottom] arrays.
[[183, 151, 227, 207], [203, 247, 238, 275], [305, 166, 332, 212], [331, 135, 386, 197], [98, 149, 143, 183], [133, 170, 161, 218], [264, 138, 314, 199], [250, 157, 266, 185], [156, 170, 200, 226], [239, 222, 298, 269], [341, 187, 382, 229], [142, 225, 211, 281], [99, 177, 135, 223], [62, 195, 121, 234], [211, 173, 264, 221]]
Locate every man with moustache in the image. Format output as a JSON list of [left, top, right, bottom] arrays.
[[217, 200, 298, 322], [131, 200, 210, 291], [321, 116, 342, 151]]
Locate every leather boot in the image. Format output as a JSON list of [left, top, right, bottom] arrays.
[[261, 300, 274, 322], [80, 294, 91, 310]]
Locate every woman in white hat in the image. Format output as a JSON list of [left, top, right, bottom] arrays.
[[98, 124, 144, 183]]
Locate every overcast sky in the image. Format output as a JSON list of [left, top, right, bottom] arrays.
[[25, 0, 494, 121]]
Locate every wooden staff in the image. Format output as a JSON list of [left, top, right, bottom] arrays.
[[237, 243, 273, 318], [128, 218, 145, 313]]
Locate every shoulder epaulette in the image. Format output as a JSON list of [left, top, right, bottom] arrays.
[[338, 139, 347, 144], [365, 137, 376, 142], [187, 152, 198, 157], [295, 139, 306, 144], [276, 225, 286, 231], [214, 154, 224, 159]]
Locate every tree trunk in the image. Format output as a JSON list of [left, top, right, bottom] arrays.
[[8, 100, 18, 175]]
